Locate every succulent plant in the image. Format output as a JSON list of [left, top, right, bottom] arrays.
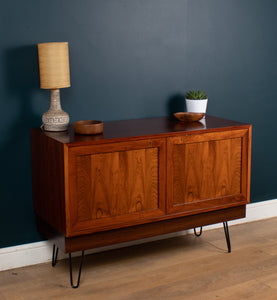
[[185, 90, 208, 100]]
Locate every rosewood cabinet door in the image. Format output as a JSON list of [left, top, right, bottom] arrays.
[[167, 129, 251, 215], [66, 139, 166, 236]]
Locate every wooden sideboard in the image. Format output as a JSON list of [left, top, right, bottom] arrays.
[[31, 115, 251, 286]]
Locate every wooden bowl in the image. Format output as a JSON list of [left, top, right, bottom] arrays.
[[74, 120, 103, 135], [174, 112, 205, 122]]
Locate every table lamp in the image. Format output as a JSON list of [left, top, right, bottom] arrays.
[[37, 42, 70, 131]]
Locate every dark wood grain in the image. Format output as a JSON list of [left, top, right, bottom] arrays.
[[167, 129, 250, 214], [67, 138, 166, 236], [33, 115, 251, 146], [31, 129, 66, 234], [31, 116, 251, 256], [173, 138, 241, 202], [35, 205, 246, 253], [74, 148, 159, 220]]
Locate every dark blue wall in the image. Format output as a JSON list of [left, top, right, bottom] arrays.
[[1, 0, 277, 248]]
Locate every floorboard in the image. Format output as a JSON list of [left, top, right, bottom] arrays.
[[1, 217, 277, 299]]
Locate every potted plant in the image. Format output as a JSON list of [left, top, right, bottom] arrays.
[[185, 90, 208, 114]]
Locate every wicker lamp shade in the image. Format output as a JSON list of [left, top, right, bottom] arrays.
[[38, 42, 70, 89]]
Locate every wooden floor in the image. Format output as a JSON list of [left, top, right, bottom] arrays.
[[1, 217, 277, 300]]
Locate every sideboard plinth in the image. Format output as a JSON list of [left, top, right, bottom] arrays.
[[37, 205, 245, 253]]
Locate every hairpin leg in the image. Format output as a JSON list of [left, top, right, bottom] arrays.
[[69, 251, 85, 289], [223, 221, 231, 253], [194, 226, 203, 237], [52, 244, 59, 266]]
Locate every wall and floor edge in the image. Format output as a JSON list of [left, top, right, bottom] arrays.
[[1, 199, 276, 272]]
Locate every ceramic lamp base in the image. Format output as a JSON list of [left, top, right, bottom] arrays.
[[42, 89, 69, 131]]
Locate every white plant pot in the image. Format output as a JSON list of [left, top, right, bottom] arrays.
[[185, 99, 208, 114]]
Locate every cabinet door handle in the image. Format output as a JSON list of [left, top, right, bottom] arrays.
[[149, 141, 152, 146]]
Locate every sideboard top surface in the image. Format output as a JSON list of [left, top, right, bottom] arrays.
[[32, 115, 251, 145]]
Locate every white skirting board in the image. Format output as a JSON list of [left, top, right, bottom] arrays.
[[1, 199, 277, 272]]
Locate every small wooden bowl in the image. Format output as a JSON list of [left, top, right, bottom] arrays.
[[74, 120, 103, 135], [174, 112, 205, 122]]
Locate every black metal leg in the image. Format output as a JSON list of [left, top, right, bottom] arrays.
[[69, 251, 85, 289], [223, 221, 231, 253], [52, 244, 59, 267], [194, 226, 203, 237]]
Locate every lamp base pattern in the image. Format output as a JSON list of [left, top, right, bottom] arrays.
[[42, 113, 69, 131], [42, 89, 69, 131]]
